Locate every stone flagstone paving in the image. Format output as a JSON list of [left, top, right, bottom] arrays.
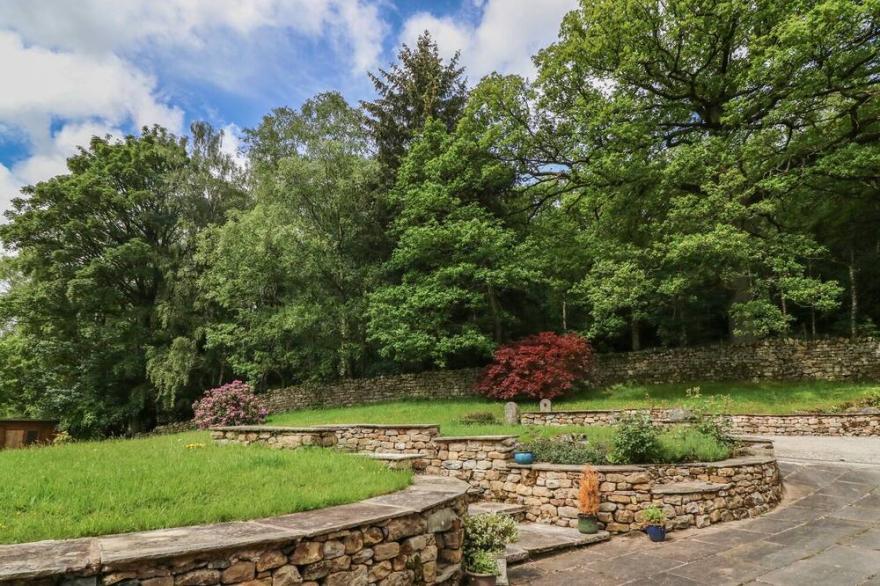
[[509, 459, 880, 585]]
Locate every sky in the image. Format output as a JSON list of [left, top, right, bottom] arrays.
[[0, 0, 578, 216]]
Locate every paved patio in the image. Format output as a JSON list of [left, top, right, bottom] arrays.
[[509, 439, 880, 585]]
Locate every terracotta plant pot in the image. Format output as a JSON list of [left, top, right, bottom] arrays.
[[577, 514, 599, 534], [465, 571, 497, 586]]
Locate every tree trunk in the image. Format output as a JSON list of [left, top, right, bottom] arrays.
[[849, 248, 858, 339], [487, 286, 503, 343], [630, 318, 641, 351], [562, 298, 567, 331]]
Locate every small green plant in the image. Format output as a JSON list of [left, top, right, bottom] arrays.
[[520, 437, 609, 465], [463, 513, 517, 577], [458, 411, 499, 425], [611, 414, 660, 464], [465, 549, 498, 575], [642, 505, 666, 526]]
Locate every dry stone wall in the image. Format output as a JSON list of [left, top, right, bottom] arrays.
[[261, 338, 880, 414], [522, 409, 880, 436], [592, 337, 880, 385], [0, 477, 469, 586], [263, 370, 480, 413]]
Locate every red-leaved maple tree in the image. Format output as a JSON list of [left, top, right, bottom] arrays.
[[476, 332, 594, 400]]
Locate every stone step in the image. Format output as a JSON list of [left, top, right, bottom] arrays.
[[651, 481, 732, 495], [358, 452, 422, 470], [505, 523, 611, 565], [468, 501, 527, 521], [435, 562, 461, 584]]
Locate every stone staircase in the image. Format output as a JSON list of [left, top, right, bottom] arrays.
[[467, 502, 611, 565]]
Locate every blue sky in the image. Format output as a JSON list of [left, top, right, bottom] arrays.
[[0, 0, 577, 214]]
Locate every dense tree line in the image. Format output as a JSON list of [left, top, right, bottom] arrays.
[[1, 2, 879, 435]]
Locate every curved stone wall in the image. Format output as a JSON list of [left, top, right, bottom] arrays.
[[0, 476, 469, 586], [522, 409, 880, 436]]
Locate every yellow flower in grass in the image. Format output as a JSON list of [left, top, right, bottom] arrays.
[[185, 443, 206, 449]]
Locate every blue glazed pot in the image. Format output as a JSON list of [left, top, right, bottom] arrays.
[[513, 451, 534, 465], [646, 525, 666, 542]]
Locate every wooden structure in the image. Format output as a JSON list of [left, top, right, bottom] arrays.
[[0, 419, 58, 449]]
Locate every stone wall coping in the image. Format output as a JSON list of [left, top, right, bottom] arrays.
[[523, 408, 876, 419], [651, 481, 733, 495], [506, 454, 776, 473], [0, 475, 468, 581], [211, 423, 441, 433], [509, 463, 647, 472], [312, 423, 441, 430], [432, 434, 519, 442], [210, 425, 333, 432]]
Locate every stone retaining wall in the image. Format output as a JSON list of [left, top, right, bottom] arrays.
[[483, 457, 783, 534], [521, 409, 880, 436], [0, 476, 469, 586], [213, 424, 442, 463], [211, 425, 783, 536], [261, 338, 880, 414], [263, 370, 480, 413], [593, 337, 880, 385]]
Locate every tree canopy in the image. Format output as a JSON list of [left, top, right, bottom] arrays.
[[2, 10, 879, 435]]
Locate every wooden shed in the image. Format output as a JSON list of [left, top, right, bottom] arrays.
[[0, 419, 59, 449]]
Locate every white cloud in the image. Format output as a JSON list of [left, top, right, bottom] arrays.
[[400, 0, 578, 80], [0, 0, 386, 73]]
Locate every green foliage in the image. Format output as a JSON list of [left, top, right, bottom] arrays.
[[463, 512, 518, 563], [520, 436, 610, 465], [0, 434, 410, 544], [362, 31, 468, 180], [367, 119, 541, 369], [642, 505, 666, 526], [611, 414, 661, 464], [458, 412, 499, 425], [465, 550, 498, 576], [199, 93, 384, 386]]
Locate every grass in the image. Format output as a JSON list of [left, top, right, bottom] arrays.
[[268, 380, 880, 437], [0, 431, 411, 545]]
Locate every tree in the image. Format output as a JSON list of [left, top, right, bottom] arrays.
[[367, 117, 541, 369], [473, 0, 877, 345], [0, 125, 246, 435], [362, 31, 468, 180], [199, 93, 385, 386]]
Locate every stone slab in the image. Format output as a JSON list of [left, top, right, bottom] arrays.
[[509, 463, 646, 472], [0, 538, 98, 580], [99, 520, 300, 566], [364, 488, 461, 513], [433, 435, 518, 442], [360, 452, 422, 461], [652, 482, 733, 495], [259, 501, 410, 535], [468, 502, 527, 518], [506, 523, 610, 563]]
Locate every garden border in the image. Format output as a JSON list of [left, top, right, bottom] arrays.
[[520, 408, 880, 436], [212, 425, 783, 535], [0, 475, 469, 586]]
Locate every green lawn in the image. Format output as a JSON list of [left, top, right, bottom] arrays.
[[0, 432, 411, 545], [268, 380, 880, 436]]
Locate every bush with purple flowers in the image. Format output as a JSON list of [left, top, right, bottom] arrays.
[[192, 381, 268, 429]]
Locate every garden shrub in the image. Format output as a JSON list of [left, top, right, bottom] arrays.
[[520, 436, 609, 465], [475, 331, 594, 400], [463, 512, 518, 554], [611, 414, 660, 464], [659, 428, 731, 463], [458, 411, 499, 425], [578, 466, 600, 516], [192, 381, 268, 428], [685, 387, 735, 447]]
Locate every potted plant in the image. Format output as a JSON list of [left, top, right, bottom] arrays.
[[577, 465, 600, 534], [464, 550, 498, 586], [513, 442, 535, 465], [642, 505, 667, 542], [463, 513, 519, 585]]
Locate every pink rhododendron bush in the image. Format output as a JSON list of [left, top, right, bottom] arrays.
[[192, 380, 268, 428]]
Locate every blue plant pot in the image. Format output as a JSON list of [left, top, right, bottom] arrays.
[[513, 451, 534, 465], [646, 525, 666, 542]]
